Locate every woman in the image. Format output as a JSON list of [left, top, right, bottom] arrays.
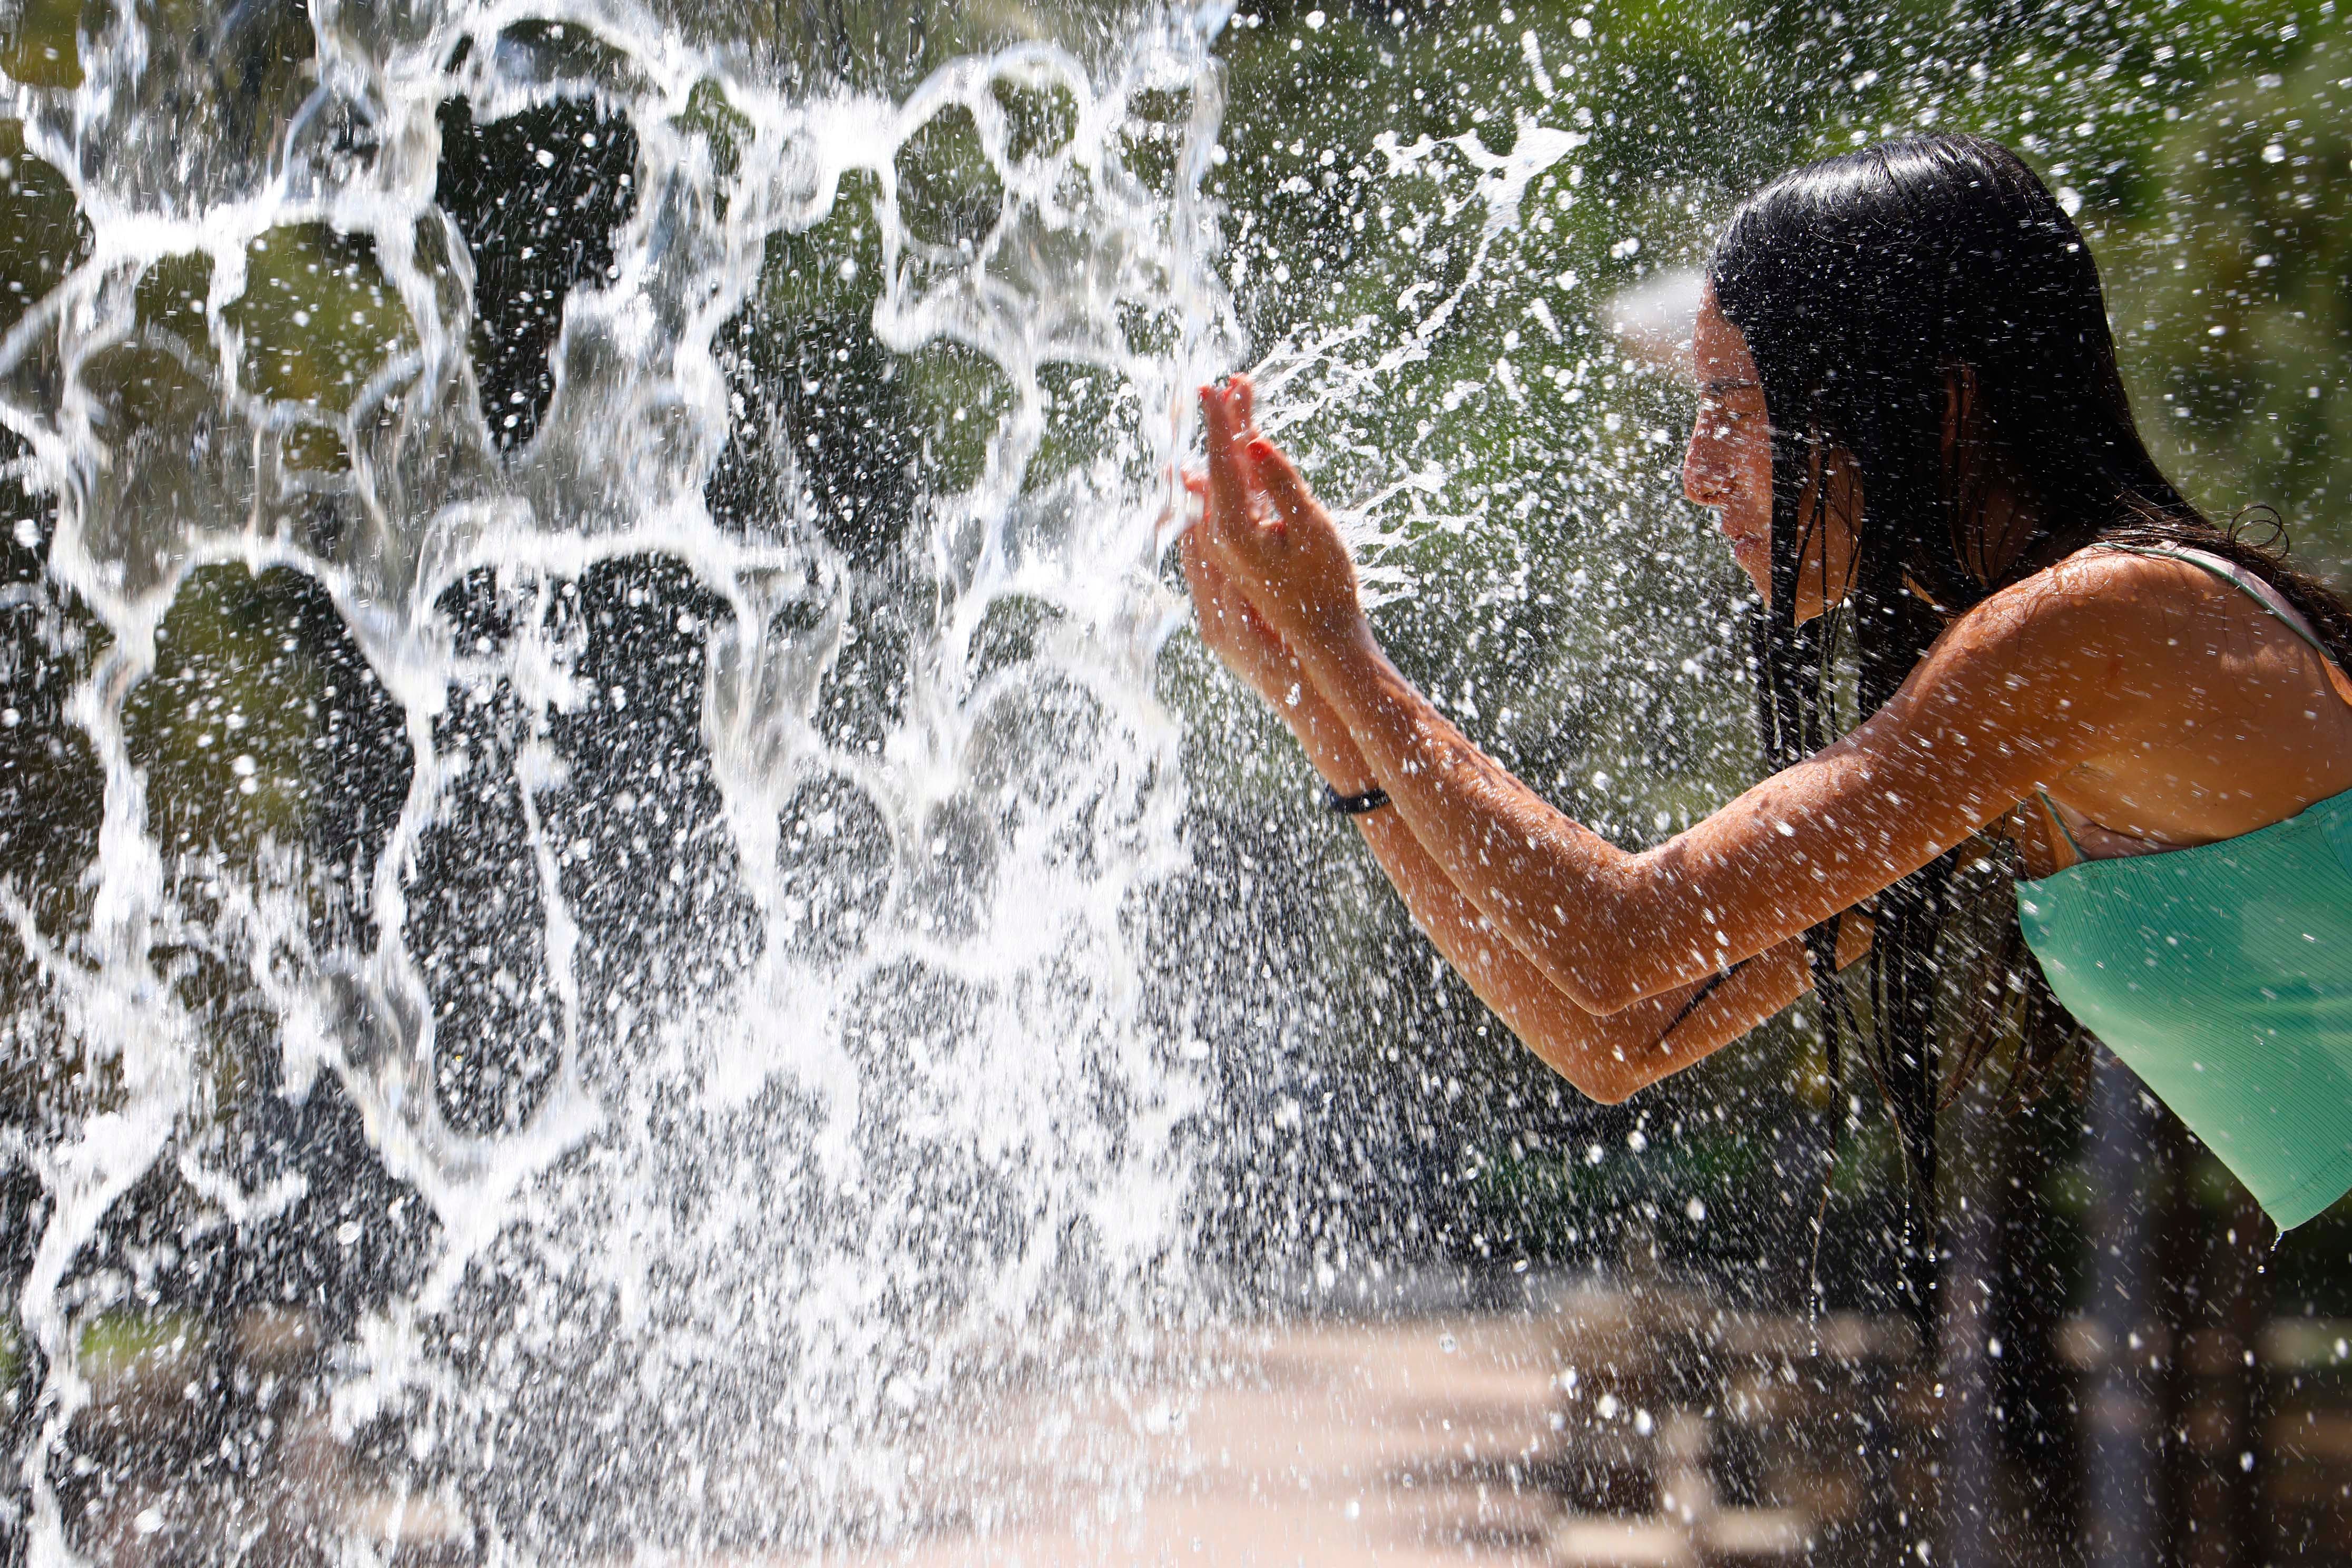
[[1183, 134, 2352, 1246]]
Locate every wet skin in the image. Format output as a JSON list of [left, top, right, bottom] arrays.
[[1184, 319, 2352, 1103]]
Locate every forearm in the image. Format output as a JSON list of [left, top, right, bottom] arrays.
[[1263, 685, 1647, 1088], [1356, 805, 1868, 1100], [1256, 680, 1628, 1067], [1298, 625, 1679, 1010], [1250, 662, 1863, 1096], [1268, 680, 1379, 795]]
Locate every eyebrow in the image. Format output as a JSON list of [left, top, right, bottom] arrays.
[[1698, 377, 1762, 395]]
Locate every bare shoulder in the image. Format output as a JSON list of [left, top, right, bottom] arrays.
[[1878, 550, 2201, 743], [1936, 548, 2205, 670]]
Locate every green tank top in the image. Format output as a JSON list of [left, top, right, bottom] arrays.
[[2016, 546, 2352, 1231]]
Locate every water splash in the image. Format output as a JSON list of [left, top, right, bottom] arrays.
[[0, 1, 1239, 1555]]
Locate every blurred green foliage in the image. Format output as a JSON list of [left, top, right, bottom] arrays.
[[74, 1309, 202, 1378]]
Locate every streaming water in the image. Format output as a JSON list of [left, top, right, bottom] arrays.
[[0, 2, 1241, 1556]]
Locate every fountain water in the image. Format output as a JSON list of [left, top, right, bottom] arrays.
[[0, 1, 1241, 1556]]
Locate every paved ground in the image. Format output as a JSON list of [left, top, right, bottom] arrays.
[[814, 1313, 1567, 1567]]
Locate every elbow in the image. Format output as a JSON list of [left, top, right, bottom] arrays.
[[1573, 1070, 1638, 1105], [1543, 870, 1671, 1015], [1543, 923, 1651, 1015], [1564, 965, 1646, 1017], [1522, 1030, 1641, 1104]]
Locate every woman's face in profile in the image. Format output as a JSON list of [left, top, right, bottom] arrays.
[[1681, 291, 1856, 621]]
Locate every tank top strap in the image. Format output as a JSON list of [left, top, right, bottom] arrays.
[[2091, 543, 2352, 709], [2035, 788, 2087, 870]]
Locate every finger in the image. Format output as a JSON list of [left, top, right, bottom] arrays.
[[1200, 384, 1250, 543], [1172, 469, 1209, 541], [1247, 437, 1316, 532], [1228, 378, 1270, 526]]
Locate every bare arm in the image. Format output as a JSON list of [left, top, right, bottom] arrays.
[[1353, 797, 1871, 1100], [1298, 622, 2044, 1011], [1199, 388, 2137, 1013], [1183, 520, 1868, 1101]]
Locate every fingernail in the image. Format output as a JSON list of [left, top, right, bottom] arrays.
[[1246, 439, 1273, 461]]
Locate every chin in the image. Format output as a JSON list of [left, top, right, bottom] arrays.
[[1729, 546, 1769, 599]]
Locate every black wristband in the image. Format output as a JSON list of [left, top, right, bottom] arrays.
[[1322, 782, 1391, 816]]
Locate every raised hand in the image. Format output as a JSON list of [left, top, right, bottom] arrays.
[[1183, 375, 1297, 708], [1180, 387, 1374, 792], [1181, 475, 1309, 716], [1197, 376, 1368, 655]]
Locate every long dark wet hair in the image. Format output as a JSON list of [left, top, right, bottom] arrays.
[[1708, 133, 2352, 1313]]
